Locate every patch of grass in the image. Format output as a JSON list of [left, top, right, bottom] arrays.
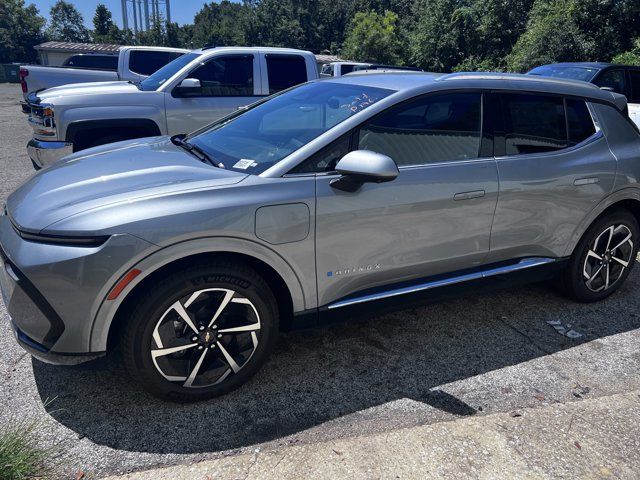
[[0, 420, 56, 480]]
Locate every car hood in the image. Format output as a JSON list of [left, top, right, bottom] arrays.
[[36, 80, 140, 101], [7, 137, 248, 233]]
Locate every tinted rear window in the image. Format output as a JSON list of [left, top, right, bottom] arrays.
[[64, 55, 118, 70], [528, 65, 599, 82], [129, 50, 184, 76], [502, 94, 567, 155], [266, 54, 308, 94], [566, 99, 596, 146], [629, 70, 640, 103]]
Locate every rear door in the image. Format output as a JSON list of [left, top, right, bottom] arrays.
[[260, 53, 311, 95], [164, 53, 261, 135], [312, 91, 499, 307], [487, 92, 616, 262]]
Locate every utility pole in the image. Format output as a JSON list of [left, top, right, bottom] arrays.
[[121, 0, 172, 37]]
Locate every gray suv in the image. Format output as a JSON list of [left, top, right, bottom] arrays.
[[2, 72, 639, 402]]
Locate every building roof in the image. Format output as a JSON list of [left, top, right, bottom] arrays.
[[315, 54, 346, 64], [34, 41, 122, 53]]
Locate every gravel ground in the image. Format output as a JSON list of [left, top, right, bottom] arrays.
[[1, 83, 639, 478]]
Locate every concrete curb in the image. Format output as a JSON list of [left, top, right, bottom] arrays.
[[104, 389, 640, 479]]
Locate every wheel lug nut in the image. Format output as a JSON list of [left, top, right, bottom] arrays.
[[218, 334, 222, 338], [199, 326, 205, 331], [210, 344, 216, 349], [197, 345, 204, 350], [191, 336, 198, 342]]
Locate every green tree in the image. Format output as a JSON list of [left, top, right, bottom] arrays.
[[613, 38, 640, 65], [455, 0, 534, 71], [409, 0, 472, 72], [0, 0, 45, 63], [92, 3, 119, 43], [342, 10, 403, 64], [46, 0, 90, 43], [506, 0, 589, 72], [192, 0, 250, 47], [574, 0, 640, 62]]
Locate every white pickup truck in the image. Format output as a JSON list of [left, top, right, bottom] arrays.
[[19, 46, 188, 98], [24, 47, 319, 169]]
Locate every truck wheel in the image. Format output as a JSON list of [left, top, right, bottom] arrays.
[[562, 209, 639, 302], [121, 260, 279, 402]]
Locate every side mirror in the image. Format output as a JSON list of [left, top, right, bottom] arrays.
[[174, 78, 202, 97], [330, 150, 399, 192]]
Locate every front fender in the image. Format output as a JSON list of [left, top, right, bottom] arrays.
[[89, 236, 309, 352], [563, 187, 640, 257], [59, 103, 165, 140]]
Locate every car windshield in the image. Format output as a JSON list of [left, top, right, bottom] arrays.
[[528, 65, 600, 82], [138, 52, 201, 91], [188, 81, 395, 174]]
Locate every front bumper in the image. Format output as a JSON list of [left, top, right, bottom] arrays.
[[0, 214, 157, 359], [27, 138, 73, 170]]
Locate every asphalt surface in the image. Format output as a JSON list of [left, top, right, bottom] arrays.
[[1, 83, 639, 478]]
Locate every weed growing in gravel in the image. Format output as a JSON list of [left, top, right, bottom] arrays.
[[0, 420, 57, 480]]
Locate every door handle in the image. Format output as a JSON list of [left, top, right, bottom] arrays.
[[454, 190, 485, 201], [574, 177, 599, 186]]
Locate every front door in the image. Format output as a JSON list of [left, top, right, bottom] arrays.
[[165, 54, 261, 135], [313, 92, 500, 307]]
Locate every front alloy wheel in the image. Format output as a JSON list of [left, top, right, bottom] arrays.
[[564, 210, 639, 302], [122, 261, 278, 402]]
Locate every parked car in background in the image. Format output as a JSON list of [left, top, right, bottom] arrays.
[[4, 72, 639, 402], [320, 61, 372, 77], [23, 47, 318, 169], [320, 62, 424, 77], [528, 62, 640, 127], [19, 46, 188, 99]]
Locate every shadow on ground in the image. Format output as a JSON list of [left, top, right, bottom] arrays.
[[32, 275, 640, 456]]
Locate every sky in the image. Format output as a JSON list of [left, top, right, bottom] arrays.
[[30, 0, 219, 28]]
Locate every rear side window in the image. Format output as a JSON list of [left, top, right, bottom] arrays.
[[129, 50, 184, 76], [628, 70, 640, 103], [357, 92, 482, 166], [594, 69, 626, 96], [566, 99, 596, 146], [501, 94, 567, 155], [266, 54, 308, 94], [64, 55, 118, 70], [189, 55, 254, 96]]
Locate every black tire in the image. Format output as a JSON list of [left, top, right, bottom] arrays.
[[562, 209, 639, 302], [121, 260, 279, 402]]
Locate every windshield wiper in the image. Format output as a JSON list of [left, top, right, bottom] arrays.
[[170, 135, 223, 168]]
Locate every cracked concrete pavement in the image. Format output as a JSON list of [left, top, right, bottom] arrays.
[[0, 84, 639, 478]]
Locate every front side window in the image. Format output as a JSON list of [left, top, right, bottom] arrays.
[[594, 69, 626, 95], [266, 54, 308, 94], [188, 82, 394, 174], [129, 50, 184, 76], [188, 55, 254, 97], [502, 94, 567, 155], [139, 52, 201, 91], [357, 92, 482, 167]]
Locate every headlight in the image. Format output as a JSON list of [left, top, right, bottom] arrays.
[[29, 103, 57, 137]]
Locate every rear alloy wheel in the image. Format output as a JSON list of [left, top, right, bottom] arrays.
[[563, 210, 639, 302], [122, 262, 278, 402]]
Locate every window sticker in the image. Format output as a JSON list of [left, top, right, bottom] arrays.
[[233, 159, 257, 170]]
